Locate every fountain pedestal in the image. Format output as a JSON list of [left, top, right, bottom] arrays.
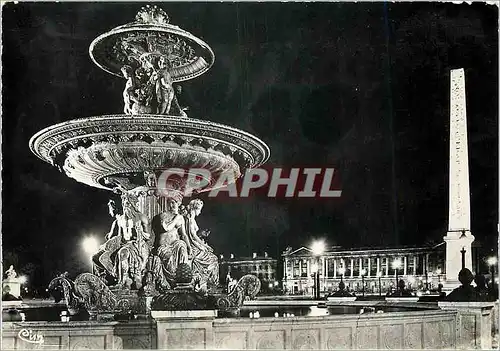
[[439, 301, 495, 349], [152, 310, 217, 349], [2, 279, 21, 299]]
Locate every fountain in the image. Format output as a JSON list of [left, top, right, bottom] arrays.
[[30, 5, 268, 320], [4, 5, 494, 349]]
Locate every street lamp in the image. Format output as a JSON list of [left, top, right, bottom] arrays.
[[338, 267, 345, 284], [82, 236, 99, 273], [311, 240, 325, 300], [435, 268, 442, 284], [487, 256, 498, 294], [408, 276, 415, 291], [360, 268, 367, 297], [424, 254, 429, 291], [377, 271, 382, 296], [311, 262, 318, 299], [392, 258, 402, 294], [18, 275, 27, 285], [311, 240, 326, 256]]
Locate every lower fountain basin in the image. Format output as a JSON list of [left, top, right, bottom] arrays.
[[29, 115, 270, 191]]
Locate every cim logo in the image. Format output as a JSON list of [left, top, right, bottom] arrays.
[[18, 329, 44, 345], [156, 167, 342, 199]]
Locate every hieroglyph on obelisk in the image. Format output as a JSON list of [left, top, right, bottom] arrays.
[[444, 68, 475, 286]]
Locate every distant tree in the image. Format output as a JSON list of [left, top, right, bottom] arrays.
[[3, 248, 20, 268], [20, 262, 37, 279]]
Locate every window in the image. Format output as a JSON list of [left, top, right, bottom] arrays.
[[301, 260, 308, 277]]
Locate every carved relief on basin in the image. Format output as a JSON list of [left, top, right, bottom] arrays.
[[29, 115, 270, 191], [89, 5, 215, 82]]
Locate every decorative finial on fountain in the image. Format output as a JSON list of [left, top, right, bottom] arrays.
[[135, 5, 170, 25]]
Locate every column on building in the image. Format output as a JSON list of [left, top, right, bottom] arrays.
[[413, 255, 418, 275], [333, 259, 337, 278], [359, 257, 363, 277], [284, 258, 288, 280], [350, 258, 354, 278], [367, 257, 371, 277], [376, 257, 381, 275], [299, 260, 302, 279], [385, 257, 389, 276], [324, 257, 328, 278], [403, 256, 407, 276], [425, 253, 429, 277]]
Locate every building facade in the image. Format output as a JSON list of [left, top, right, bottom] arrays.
[[282, 245, 448, 296]]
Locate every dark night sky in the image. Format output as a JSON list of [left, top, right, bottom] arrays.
[[2, 2, 498, 288]]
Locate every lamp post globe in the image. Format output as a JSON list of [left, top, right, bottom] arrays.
[[487, 256, 498, 295], [310, 240, 325, 300], [82, 236, 99, 273], [377, 271, 382, 296], [338, 267, 345, 284], [311, 240, 325, 257], [392, 258, 402, 293], [360, 268, 367, 297]]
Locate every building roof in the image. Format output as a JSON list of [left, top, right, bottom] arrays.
[[221, 256, 277, 264], [282, 243, 445, 257]]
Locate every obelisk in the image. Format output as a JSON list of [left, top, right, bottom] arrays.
[[443, 68, 475, 288]]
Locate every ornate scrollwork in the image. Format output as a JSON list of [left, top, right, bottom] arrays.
[[135, 5, 170, 25], [150, 290, 217, 311], [113, 32, 196, 69], [74, 273, 118, 312], [150, 274, 261, 312], [48, 273, 84, 315], [48, 272, 148, 317], [89, 6, 215, 82], [225, 274, 261, 307]]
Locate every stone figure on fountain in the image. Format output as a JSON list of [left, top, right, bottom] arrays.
[[121, 51, 187, 117], [184, 199, 220, 291], [149, 198, 191, 290], [120, 65, 136, 115], [154, 55, 175, 115], [92, 200, 127, 281], [114, 191, 153, 289], [144, 171, 157, 188]]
